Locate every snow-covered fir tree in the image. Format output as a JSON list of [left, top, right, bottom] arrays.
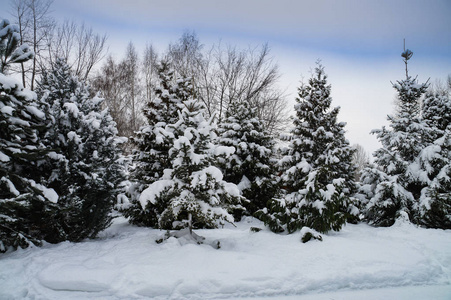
[[124, 60, 192, 226], [36, 58, 125, 243], [361, 49, 429, 226], [138, 98, 242, 234], [416, 89, 451, 228], [258, 63, 357, 234], [216, 101, 278, 217], [0, 19, 57, 252]]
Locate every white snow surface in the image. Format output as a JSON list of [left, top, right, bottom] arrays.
[[63, 102, 79, 117], [190, 166, 224, 188], [30, 181, 58, 203], [0, 217, 450, 300], [214, 145, 236, 157], [1, 105, 14, 115], [139, 179, 174, 208], [25, 105, 45, 119], [0, 151, 10, 162], [1, 176, 20, 196], [237, 175, 251, 191], [0, 73, 22, 90]]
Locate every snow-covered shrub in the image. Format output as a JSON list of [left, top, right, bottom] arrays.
[[35, 58, 126, 242]]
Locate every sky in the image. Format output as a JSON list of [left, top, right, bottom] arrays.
[[3, 0, 451, 155]]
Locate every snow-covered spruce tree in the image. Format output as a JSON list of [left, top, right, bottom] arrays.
[[36, 58, 125, 243], [416, 89, 451, 229], [361, 49, 429, 226], [216, 101, 278, 217], [0, 19, 58, 252], [258, 63, 357, 234], [139, 98, 242, 236], [124, 60, 193, 226]]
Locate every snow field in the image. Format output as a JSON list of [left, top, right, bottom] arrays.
[[0, 216, 450, 299]]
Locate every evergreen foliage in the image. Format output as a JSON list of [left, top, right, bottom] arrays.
[[138, 98, 242, 231], [0, 19, 34, 73], [2, 12, 449, 251], [124, 60, 192, 226], [36, 58, 125, 242], [0, 19, 55, 252], [216, 101, 278, 217], [416, 90, 451, 228], [258, 63, 357, 234], [0, 73, 56, 252]]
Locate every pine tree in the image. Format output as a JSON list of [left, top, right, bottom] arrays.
[[362, 49, 429, 226], [216, 101, 278, 217], [124, 60, 192, 226], [259, 63, 357, 234], [0, 19, 56, 252], [139, 98, 242, 234], [36, 58, 125, 242]]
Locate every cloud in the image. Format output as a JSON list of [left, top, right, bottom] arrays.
[[53, 0, 451, 55], [49, 0, 451, 155]]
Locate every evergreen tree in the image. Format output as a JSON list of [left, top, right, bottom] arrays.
[[36, 58, 125, 242], [258, 63, 357, 234], [0, 19, 57, 252], [416, 90, 451, 228], [139, 98, 242, 233], [361, 49, 429, 226], [124, 60, 192, 226], [216, 101, 278, 217]]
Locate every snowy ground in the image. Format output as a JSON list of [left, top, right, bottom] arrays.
[[1, 216, 450, 300]]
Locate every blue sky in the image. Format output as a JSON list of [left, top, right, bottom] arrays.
[[4, 0, 451, 154], [48, 0, 451, 56]]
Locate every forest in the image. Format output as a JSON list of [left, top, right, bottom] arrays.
[[1, 0, 450, 255]]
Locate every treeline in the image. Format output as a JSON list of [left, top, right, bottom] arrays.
[[6, 0, 289, 140], [91, 36, 289, 144], [1, 0, 450, 252]]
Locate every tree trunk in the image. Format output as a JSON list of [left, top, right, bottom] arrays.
[[188, 212, 193, 235]]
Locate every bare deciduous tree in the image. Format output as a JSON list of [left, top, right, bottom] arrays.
[[166, 32, 289, 134], [92, 56, 129, 135], [10, 0, 54, 90], [46, 20, 108, 80], [10, 1, 107, 86], [142, 43, 158, 101], [123, 42, 141, 135], [97, 31, 289, 142], [352, 143, 370, 181], [429, 74, 451, 97], [167, 30, 203, 80], [92, 43, 145, 144]]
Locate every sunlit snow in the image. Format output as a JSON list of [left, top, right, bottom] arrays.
[[1, 216, 449, 299]]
